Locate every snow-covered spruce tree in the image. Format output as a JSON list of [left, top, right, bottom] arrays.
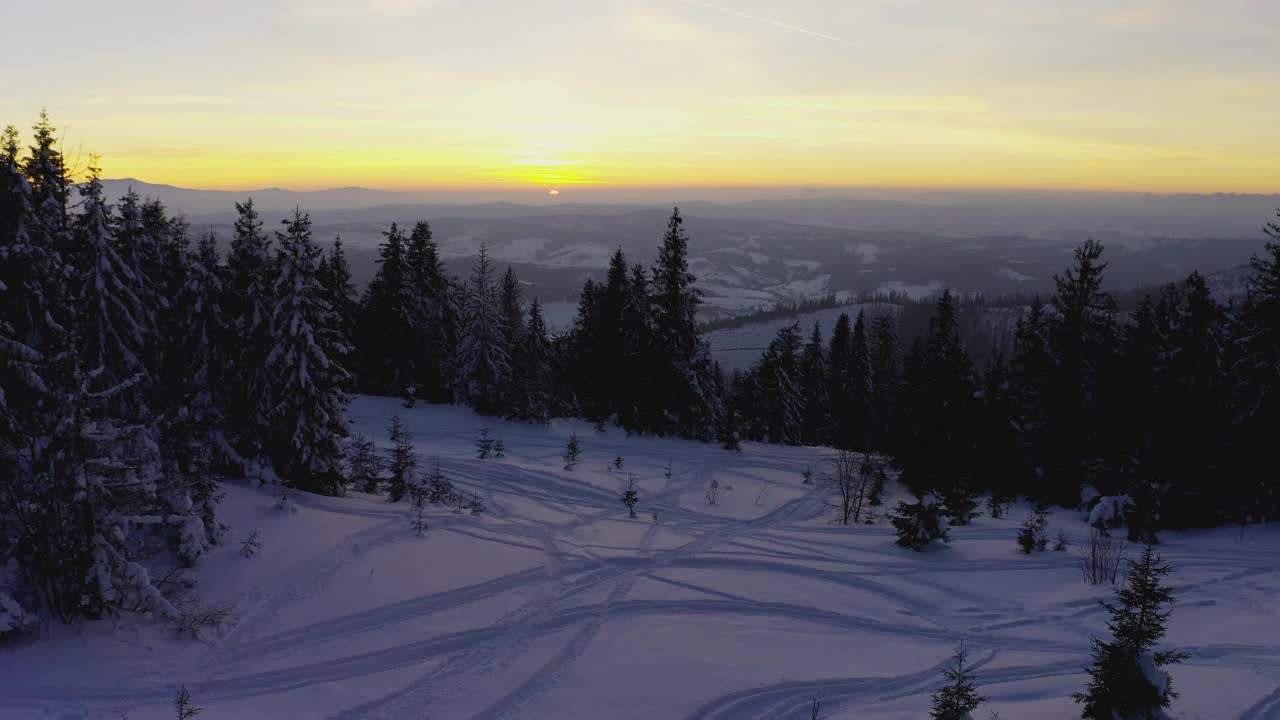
[[0, 123, 58, 632], [225, 198, 276, 462], [475, 426, 494, 459], [943, 486, 981, 527], [891, 493, 951, 551], [386, 415, 415, 502], [424, 457, 456, 505], [263, 210, 350, 496], [1074, 545, 1188, 719], [110, 190, 160, 383], [72, 167, 149, 411], [346, 433, 382, 494], [649, 208, 720, 440], [930, 643, 988, 720], [1016, 509, 1048, 554], [563, 431, 581, 470], [455, 245, 511, 415], [162, 232, 231, 548]]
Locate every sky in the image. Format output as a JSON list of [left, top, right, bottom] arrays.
[[3, 0, 1278, 193]]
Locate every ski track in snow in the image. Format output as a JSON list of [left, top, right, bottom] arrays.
[[3, 398, 1279, 719]]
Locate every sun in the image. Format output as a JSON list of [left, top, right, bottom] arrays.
[[548, 189, 560, 196]]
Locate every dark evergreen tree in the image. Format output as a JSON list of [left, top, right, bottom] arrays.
[[799, 321, 832, 444], [404, 221, 454, 403], [386, 415, 415, 502], [498, 266, 525, 414], [1009, 296, 1052, 498], [455, 245, 511, 414], [754, 322, 804, 444], [649, 209, 720, 440], [318, 237, 358, 378], [511, 298, 555, 423], [563, 431, 581, 470], [1074, 546, 1187, 719], [1234, 212, 1280, 522], [891, 492, 951, 551], [929, 643, 988, 720], [895, 292, 978, 500], [347, 433, 382, 495], [359, 223, 417, 399], [1045, 239, 1117, 506], [868, 313, 900, 449]]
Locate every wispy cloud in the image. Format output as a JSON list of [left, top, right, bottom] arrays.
[[671, 0, 859, 46], [292, 0, 456, 21]]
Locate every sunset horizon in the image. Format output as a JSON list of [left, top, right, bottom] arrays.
[[6, 1, 1278, 195]]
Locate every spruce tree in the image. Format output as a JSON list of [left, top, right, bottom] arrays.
[[929, 643, 988, 720], [498, 266, 525, 414], [1074, 545, 1187, 719], [891, 492, 951, 551], [868, 313, 900, 449], [621, 475, 640, 518], [799, 321, 832, 445], [1010, 296, 1052, 497], [264, 210, 350, 495], [456, 245, 511, 414], [347, 433, 382, 495], [225, 198, 275, 461], [1046, 240, 1117, 507], [649, 208, 719, 440], [386, 415, 415, 502], [512, 298, 555, 423], [405, 220, 453, 403], [72, 167, 149, 406], [563, 431, 581, 470], [756, 323, 805, 445], [1234, 212, 1280, 522], [359, 223, 417, 398], [319, 237, 358, 382], [165, 232, 230, 545]]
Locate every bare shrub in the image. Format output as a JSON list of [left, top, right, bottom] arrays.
[[704, 478, 720, 505], [824, 450, 873, 525], [176, 599, 237, 638], [1081, 527, 1127, 585]]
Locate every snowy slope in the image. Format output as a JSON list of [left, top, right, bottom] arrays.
[[1, 397, 1279, 719]]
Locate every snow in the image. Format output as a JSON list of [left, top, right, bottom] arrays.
[[875, 279, 945, 300], [845, 242, 882, 264], [2, 396, 1279, 719], [998, 266, 1036, 282]]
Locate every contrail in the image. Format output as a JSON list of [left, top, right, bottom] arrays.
[[672, 0, 857, 46]]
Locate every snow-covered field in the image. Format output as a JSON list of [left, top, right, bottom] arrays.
[[2, 396, 1279, 719]]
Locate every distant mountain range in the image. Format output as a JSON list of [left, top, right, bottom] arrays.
[[102, 179, 1278, 321]]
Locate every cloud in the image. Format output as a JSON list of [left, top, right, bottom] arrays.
[[671, 0, 861, 46], [292, 0, 456, 21]]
